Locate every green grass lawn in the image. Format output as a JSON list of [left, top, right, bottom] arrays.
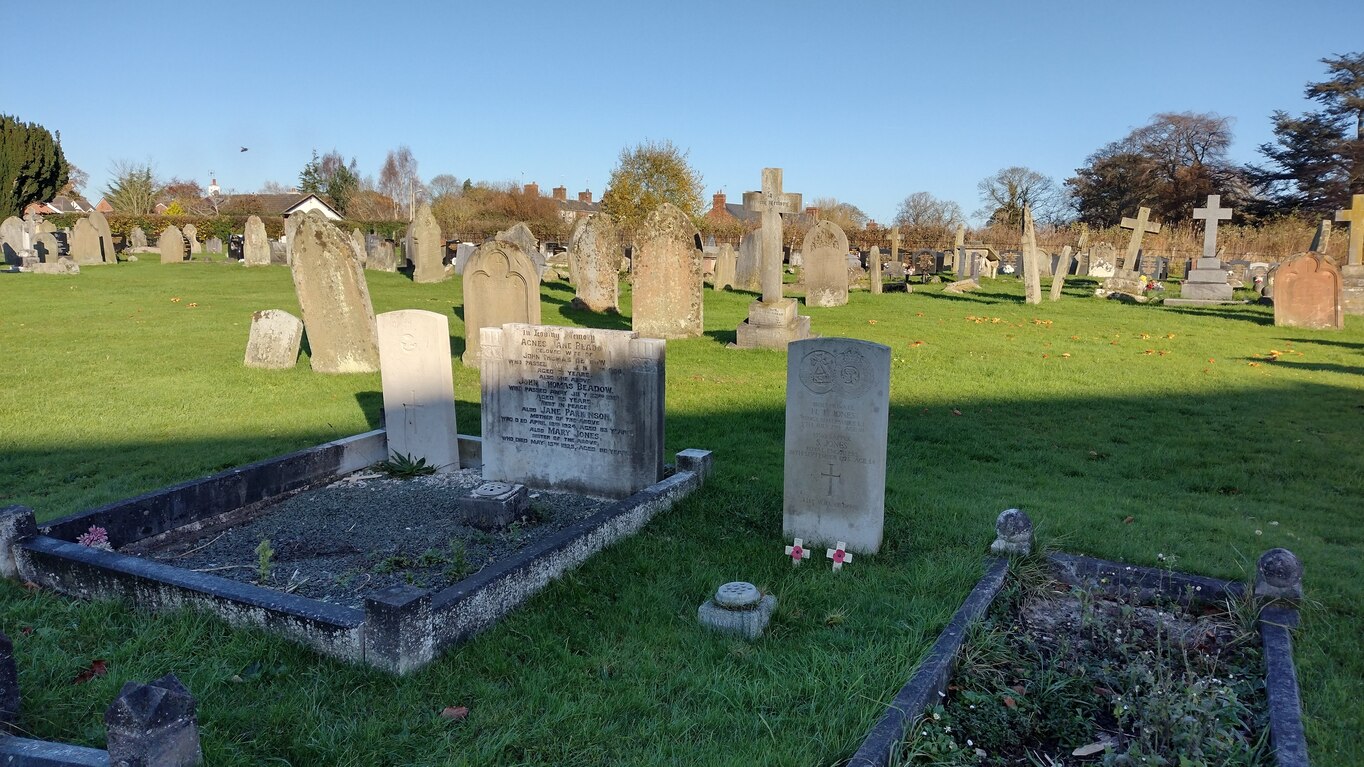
[[1, 260, 1360, 765]]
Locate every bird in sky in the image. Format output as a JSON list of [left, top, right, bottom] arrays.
[[240, 147, 249, 152]]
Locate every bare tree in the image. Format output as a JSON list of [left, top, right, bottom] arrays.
[[379, 146, 424, 220], [259, 180, 294, 194], [428, 174, 462, 201], [809, 196, 868, 233], [976, 167, 1064, 227], [894, 191, 963, 242]]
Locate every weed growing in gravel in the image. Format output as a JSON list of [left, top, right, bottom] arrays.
[[378, 453, 438, 478], [254, 538, 274, 584]]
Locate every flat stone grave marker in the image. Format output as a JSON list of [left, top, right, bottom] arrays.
[[480, 323, 664, 499], [784, 337, 890, 554], [1274, 253, 1343, 329], [631, 203, 703, 339], [289, 212, 380, 373], [244, 216, 269, 266], [803, 220, 850, 307], [158, 225, 185, 264], [377, 309, 460, 471], [567, 213, 621, 312], [243, 309, 303, 369], [411, 203, 445, 283], [460, 240, 541, 366]]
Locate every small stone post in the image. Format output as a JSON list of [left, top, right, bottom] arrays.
[[104, 674, 203, 766], [990, 508, 1033, 556], [1254, 548, 1303, 603]]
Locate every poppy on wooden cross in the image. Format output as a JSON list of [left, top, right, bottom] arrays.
[[785, 538, 811, 566], [827, 542, 852, 572]]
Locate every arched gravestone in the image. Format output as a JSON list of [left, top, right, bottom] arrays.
[[244, 216, 269, 266], [735, 229, 761, 292], [1274, 253, 1343, 329], [158, 225, 186, 264], [289, 211, 380, 373], [568, 213, 622, 312], [89, 210, 115, 262], [411, 203, 445, 283], [803, 220, 849, 307], [631, 203, 704, 339], [70, 219, 104, 264], [461, 240, 541, 367], [129, 226, 148, 249], [1, 216, 24, 264], [712, 242, 737, 292], [183, 223, 201, 255]]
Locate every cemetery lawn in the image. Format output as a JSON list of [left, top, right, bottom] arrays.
[[1, 262, 1361, 765]]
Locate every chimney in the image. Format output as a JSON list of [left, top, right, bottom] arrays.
[[552, 186, 567, 201], [711, 192, 726, 212], [805, 206, 819, 217], [578, 190, 593, 204], [524, 183, 539, 197]]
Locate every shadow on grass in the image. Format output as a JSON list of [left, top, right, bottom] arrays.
[[1264, 360, 1364, 377], [1278, 336, 1364, 352], [555, 303, 631, 330], [1162, 305, 1274, 326], [704, 328, 738, 346]]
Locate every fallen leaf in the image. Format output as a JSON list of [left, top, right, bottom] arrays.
[[440, 706, 470, 721], [1073, 741, 1109, 757], [910, 340, 925, 347], [21, 581, 40, 591], [1208, 358, 1216, 363], [866, 319, 878, 325], [72, 659, 108, 685], [20, 626, 33, 636], [1041, 353, 1050, 358], [1123, 516, 1134, 524], [1010, 685, 1025, 695], [1002, 695, 1016, 709], [187, 302, 199, 308], [1070, 335, 1081, 340], [1061, 352, 1071, 358], [915, 312, 924, 317], [1249, 362, 1261, 367]]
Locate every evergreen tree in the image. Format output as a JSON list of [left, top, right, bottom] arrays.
[[0, 114, 69, 219]]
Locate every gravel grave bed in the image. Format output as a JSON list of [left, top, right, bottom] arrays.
[[131, 468, 610, 610]]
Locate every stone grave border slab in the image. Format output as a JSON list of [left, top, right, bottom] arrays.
[[849, 552, 1308, 767], [1, 431, 712, 675]]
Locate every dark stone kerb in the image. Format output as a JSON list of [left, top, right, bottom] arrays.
[[1258, 606, 1309, 767]]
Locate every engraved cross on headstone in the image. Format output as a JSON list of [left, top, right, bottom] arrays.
[[1193, 194, 1233, 262], [1120, 207, 1161, 272], [821, 463, 841, 496], [743, 168, 802, 304], [1335, 193, 1364, 266]]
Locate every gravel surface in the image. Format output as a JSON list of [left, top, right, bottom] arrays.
[[138, 468, 610, 610]]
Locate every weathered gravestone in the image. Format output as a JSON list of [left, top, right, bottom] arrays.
[[480, 323, 664, 499], [1120, 206, 1161, 272], [158, 225, 186, 264], [70, 218, 104, 264], [269, 241, 288, 265], [1334, 194, 1364, 314], [712, 242, 737, 291], [1048, 245, 1074, 301], [32, 231, 60, 263], [204, 236, 222, 254], [567, 213, 621, 312], [1088, 243, 1117, 278], [783, 337, 890, 554], [1274, 253, 1343, 329], [735, 229, 762, 292], [243, 309, 303, 369], [803, 220, 850, 307], [495, 221, 547, 277], [289, 211, 380, 373], [284, 214, 302, 263], [377, 309, 460, 471], [631, 203, 704, 339], [452, 242, 477, 275], [90, 210, 115, 262], [368, 239, 398, 272], [1179, 194, 1235, 302], [0, 217, 24, 265], [460, 240, 542, 367], [1021, 206, 1042, 304], [243, 216, 269, 266], [951, 225, 965, 274], [735, 168, 813, 349], [183, 223, 201, 255], [410, 203, 445, 283], [130, 226, 148, 249], [350, 228, 367, 267], [868, 246, 883, 294], [1309, 219, 1332, 253]]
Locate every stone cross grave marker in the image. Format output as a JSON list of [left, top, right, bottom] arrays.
[[803, 220, 849, 307], [1193, 194, 1233, 261], [377, 309, 461, 471], [411, 203, 445, 283], [244, 216, 269, 266], [868, 246, 883, 294], [289, 211, 380, 373], [1182, 194, 1235, 301], [783, 337, 890, 554], [632, 203, 703, 339], [461, 240, 542, 366], [1120, 207, 1161, 272], [567, 213, 621, 312], [1336, 194, 1364, 266], [479, 323, 664, 499], [243, 309, 303, 369], [1022, 206, 1042, 304], [183, 223, 200, 255], [1048, 245, 1073, 301], [743, 168, 802, 305], [158, 225, 185, 264]]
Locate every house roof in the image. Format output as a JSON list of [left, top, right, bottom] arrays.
[[24, 196, 91, 215], [218, 193, 342, 218], [557, 199, 600, 214]]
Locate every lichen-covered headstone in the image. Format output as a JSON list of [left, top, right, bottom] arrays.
[[71, 218, 105, 264], [411, 203, 445, 283], [990, 509, 1033, 556], [460, 240, 541, 366], [350, 228, 367, 267], [1022, 206, 1042, 304], [244, 216, 269, 266], [495, 221, 546, 277], [130, 226, 148, 249], [631, 203, 703, 339], [158, 225, 186, 264], [369, 240, 398, 272], [289, 211, 380, 373], [802, 220, 850, 308], [567, 213, 621, 312], [868, 246, 883, 294], [377, 309, 460, 471], [284, 214, 301, 263], [1254, 548, 1303, 602], [243, 309, 304, 369], [204, 236, 222, 254]]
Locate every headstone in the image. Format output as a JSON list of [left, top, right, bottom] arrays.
[[1088, 243, 1117, 278], [243, 216, 269, 266], [269, 240, 288, 265], [89, 210, 115, 262], [803, 220, 850, 307], [350, 228, 367, 267], [1274, 253, 1343, 329], [284, 214, 302, 263], [631, 203, 703, 339], [951, 225, 965, 275], [1119, 206, 1161, 272], [410, 203, 445, 283], [460, 240, 542, 366], [736, 168, 812, 349], [783, 337, 890, 554], [104, 674, 203, 767], [868, 246, 883, 294], [452, 242, 477, 274], [1021, 206, 1042, 304], [735, 229, 762, 292], [712, 242, 737, 291], [495, 222, 547, 277], [0, 216, 24, 265], [183, 223, 201, 255], [1180, 194, 1235, 301], [1334, 194, 1364, 314], [32, 257, 79, 275], [130, 226, 149, 249], [1048, 245, 1073, 301], [33, 231, 60, 263], [377, 309, 460, 471], [204, 236, 223, 254], [369, 240, 398, 272], [888, 227, 904, 273], [289, 211, 380, 373], [479, 323, 664, 499], [158, 225, 186, 264], [243, 309, 304, 369], [1309, 219, 1332, 253], [71, 218, 105, 264], [567, 213, 621, 312]]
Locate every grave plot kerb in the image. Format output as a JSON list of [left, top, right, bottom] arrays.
[[0, 432, 713, 675]]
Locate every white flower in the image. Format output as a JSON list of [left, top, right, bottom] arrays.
[[932, 712, 941, 720], [967, 739, 974, 746]]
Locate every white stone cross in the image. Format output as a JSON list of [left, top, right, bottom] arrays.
[[743, 168, 802, 304], [826, 542, 852, 571], [1192, 194, 1234, 261], [785, 538, 811, 566], [1335, 193, 1364, 266], [1120, 207, 1161, 271]]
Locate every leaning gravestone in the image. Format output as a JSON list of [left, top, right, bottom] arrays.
[[377, 309, 460, 471], [712, 242, 737, 291], [495, 222, 547, 277], [350, 228, 367, 267], [284, 214, 302, 263], [1021, 206, 1042, 304], [69, 218, 104, 265], [158, 225, 186, 264], [1274, 253, 1343, 330], [803, 220, 850, 307], [784, 337, 890, 554], [567, 213, 621, 312], [243, 309, 304, 369], [183, 223, 201, 255], [631, 203, 704, 339], [289, 211, 380, 373], [244, 216, 269, 266], [89, 210, 115, 262], [735, 230, 761, 292], [410, 203, 445, 283], [130, 226, 148, 249], [480, 323, 664, 499], [460, 240, 541, 367]]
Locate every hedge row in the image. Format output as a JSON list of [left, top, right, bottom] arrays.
[[43, 214, 409, 244]]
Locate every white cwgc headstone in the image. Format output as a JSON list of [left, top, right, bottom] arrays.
[[243, 309, 303, 369], [783, 337, 890, 554], [479, 323, 665, 499], [377, 309, 460, 471]]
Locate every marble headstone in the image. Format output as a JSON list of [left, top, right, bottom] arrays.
[[377, 309, 460, 470]]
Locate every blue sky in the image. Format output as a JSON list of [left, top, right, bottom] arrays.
[[5, 0, 1362, 224]]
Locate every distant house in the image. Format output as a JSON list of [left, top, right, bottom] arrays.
[[550, 186, 601, 224], [24, 196, 93, 215], [703, 192, 759, 227], [216, 193, 343, 220]]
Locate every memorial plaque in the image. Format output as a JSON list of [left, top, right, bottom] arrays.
[[378, 309, 460, 470], [479, 324, 665, 499], [783, 338, 890, 554]]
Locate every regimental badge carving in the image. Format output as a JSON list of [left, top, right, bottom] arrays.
[[798, 350, 837, 394], [799, 347, 869, 396], [399, 332, 417, 353]]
